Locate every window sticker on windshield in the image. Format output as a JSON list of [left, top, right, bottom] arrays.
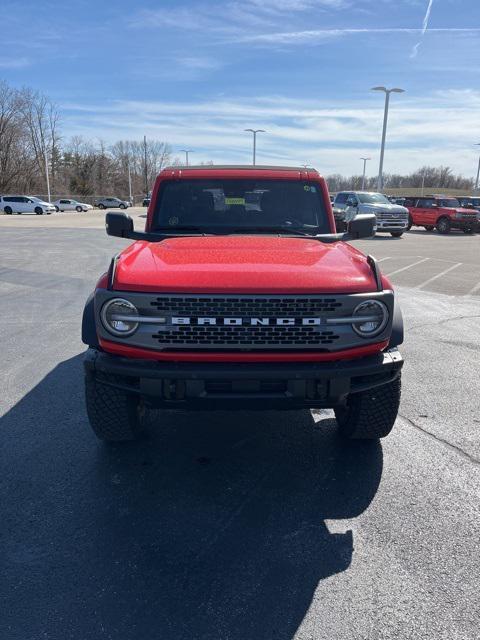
[[225, 197, 245, 206], [310, 186, 316, 192], [168, 216, 179, 226], [303, 185, 311, 191]]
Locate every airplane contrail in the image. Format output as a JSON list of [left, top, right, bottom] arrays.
[[411, 0, 435, 58]]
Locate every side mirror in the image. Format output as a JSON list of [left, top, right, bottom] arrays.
[[346, 214, 376, 239], [106, 212, 134, 238]]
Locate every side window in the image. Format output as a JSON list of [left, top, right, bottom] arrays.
[[4, 197, 13, 202], [335, 193, 348, 204], [60, 200, 69, 204], [404, 198, 415, 207], [422, 199, 434, 208]]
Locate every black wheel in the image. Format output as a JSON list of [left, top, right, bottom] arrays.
[[119, 203, 126, 209], [4, 206, 12, 215], [390, 231, 403, 238], [463, 228, 474, 234], [98, 203, 105, 210], [436, 217, 451, 234], [35, 206, 43, 215], [334, 375, 401, 440], [55, 206, 59, 212], [406, 215, 413, 231], [424, 225, 434, 231], [76, 205, 83, 212], [85, 375, 143, 441]]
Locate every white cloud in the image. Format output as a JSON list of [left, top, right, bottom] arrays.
[[60, 92, 480, 177], [128, 0, 349, 34]]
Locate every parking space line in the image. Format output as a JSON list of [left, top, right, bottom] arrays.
[[467, 281, 480, 296], [385, 257, 430, 277], [416, 262, 462, 290], [377, 257, 392, 263]]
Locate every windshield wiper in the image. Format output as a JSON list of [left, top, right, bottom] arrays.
[[229, 227, 316, 237]]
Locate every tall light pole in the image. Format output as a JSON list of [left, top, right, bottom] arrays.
[[127, 163, 133, 205], [244, 128, 265, 165], [474, 143, 480, 193], [360, 157, 371, 191], [180, 149, 193, 166], [44, 146, 51, 203], [371, 86, 405, 191], [143, 135, 148, 196]]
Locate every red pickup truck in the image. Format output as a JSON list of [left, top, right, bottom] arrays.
[[82, 166, 403, 442], [406, 195, 478, 234]]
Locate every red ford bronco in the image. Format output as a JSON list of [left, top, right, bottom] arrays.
[[82, 166, 403, 441], [406, 195, 478, 234]]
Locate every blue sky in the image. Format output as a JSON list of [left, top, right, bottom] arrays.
[[2, 0, 480, 176]]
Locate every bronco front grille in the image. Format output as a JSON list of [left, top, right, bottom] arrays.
[[150, 296, 343, 316], [95, 291, 394, 353], [152, 325, 341, 347]]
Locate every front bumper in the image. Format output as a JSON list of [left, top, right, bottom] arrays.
[[84, 347, 403, 410], [375, 220, 408, 232], [451, 219, 478, 231]]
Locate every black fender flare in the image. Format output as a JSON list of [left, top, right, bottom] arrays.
[[388, 301, 404, 348], [81, 292, 99, 348]]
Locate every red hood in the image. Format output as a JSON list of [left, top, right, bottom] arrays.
[[113, 236, 381, 294]]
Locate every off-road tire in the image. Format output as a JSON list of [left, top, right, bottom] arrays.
[[390, 231, 403, 237], [85, 375, 143, 441], [334, 374, 401, 440], [4, 206, 12, 215], [436, 217, 451, 234]]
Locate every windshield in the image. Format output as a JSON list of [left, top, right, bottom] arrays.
[[357, 193, 390, 205], [438, 198, 460, 207], [152, 179, 330, 234]]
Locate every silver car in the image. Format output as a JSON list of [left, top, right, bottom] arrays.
[[334, 191, 409, 237], [95, 197, 130, 210]]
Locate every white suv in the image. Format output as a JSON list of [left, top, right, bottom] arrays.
[[1, 196, 56, 215]]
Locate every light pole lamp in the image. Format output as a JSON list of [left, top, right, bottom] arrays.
[[180, 149, 193, 166], [474, 143, 480, 193], [244, 129, 265, 165], [371, 86, 405, 191], [360, 157, 371, 191]]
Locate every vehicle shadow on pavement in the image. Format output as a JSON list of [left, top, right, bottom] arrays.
[[1, 353, 383, 640]]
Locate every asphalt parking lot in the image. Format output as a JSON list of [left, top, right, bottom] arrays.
[[1, 210, 479, 639]]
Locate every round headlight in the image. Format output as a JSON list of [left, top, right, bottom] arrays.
[[101, 298, 139, 336], [352, 300, 388, 337]]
